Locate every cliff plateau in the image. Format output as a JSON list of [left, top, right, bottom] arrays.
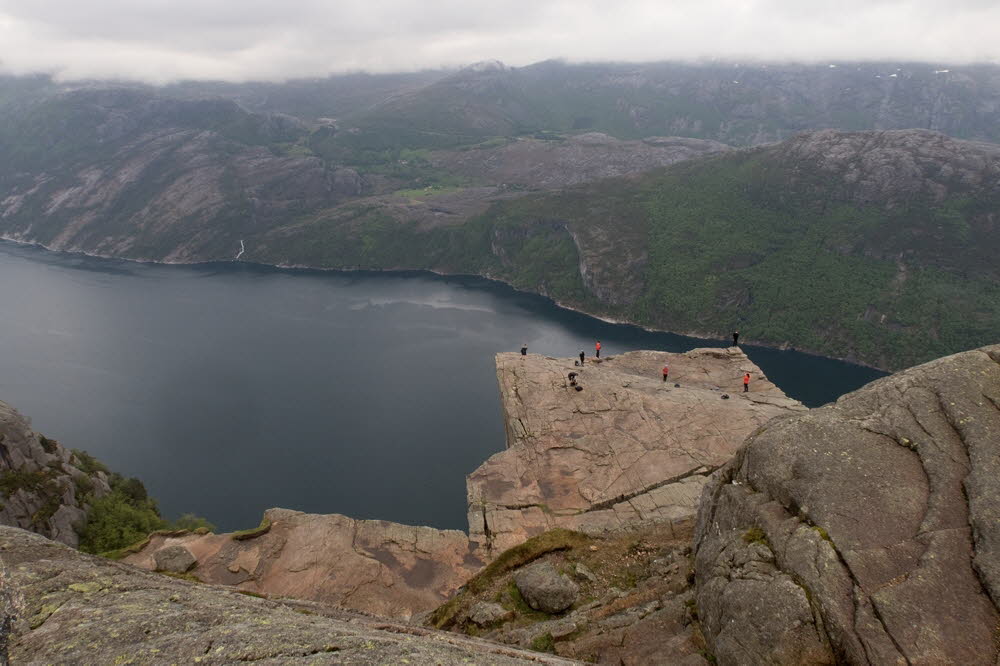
[[470, 349, 804, 555]]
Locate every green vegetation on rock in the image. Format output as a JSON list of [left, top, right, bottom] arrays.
[[230, 517, 272, 541]]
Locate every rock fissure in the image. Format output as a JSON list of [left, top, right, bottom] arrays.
[[585, 466, 717, 514]]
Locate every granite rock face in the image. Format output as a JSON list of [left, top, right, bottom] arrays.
[[0, 525, 573, 665], [0, 400, 111, 548], [468, 349, 804, 555], [124, 508, 483, 620], [694, 343, 1000, 664]]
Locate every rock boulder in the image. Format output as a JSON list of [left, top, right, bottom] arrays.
[[514, 562, 579, 614], [694, 343, 1000, 664], [153, 544, 196, 573]]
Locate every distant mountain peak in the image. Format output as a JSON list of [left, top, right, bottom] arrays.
[[463, 60, 507, 73]]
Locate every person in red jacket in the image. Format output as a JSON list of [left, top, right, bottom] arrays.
[[743, 372, 751, 392], [595, 340, 602, 358], [662, 364, 669, 382]]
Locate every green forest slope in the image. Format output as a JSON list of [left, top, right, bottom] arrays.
[[256, 129, 1000, 370]]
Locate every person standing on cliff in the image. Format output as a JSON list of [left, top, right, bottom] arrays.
[[743, 372, 751, 392], [733, 331, 740, 347], [521, 343, 528, 356], [595, 340, 602, 358], [662, 363, 669, 382], [579, 349, 585, 365]]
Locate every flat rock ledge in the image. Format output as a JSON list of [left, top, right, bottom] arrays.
[[124, 508, 484, 621], [694, 343, 1000, 664], [468, 349, 804, 555], [0, 525, 575, 665]]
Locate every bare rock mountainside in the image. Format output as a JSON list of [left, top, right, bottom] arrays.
[[0, 401, 111, 548], [122, 508, 482, 620], [0, 526, 572, 665], [470, 349, 804, 555], [694, 343, 1000, 664]]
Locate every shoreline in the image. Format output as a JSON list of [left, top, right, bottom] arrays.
[[0, 234, 883, 372]]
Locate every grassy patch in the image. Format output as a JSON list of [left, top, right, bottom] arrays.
[[811, 526, 832, 542], [231, 517, 272, 541], [0, 468, 54, 495], [742, 527, 769, 546], [71, 449, 109, 476], [530, 632, 556, 654], [38, 435, 59, 454], [99, 529, 191, 560]]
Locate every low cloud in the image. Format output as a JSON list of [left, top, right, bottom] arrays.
[[0, 0, 996, 83]]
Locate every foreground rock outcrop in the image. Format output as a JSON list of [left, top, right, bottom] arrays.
[[0, 525, 572, 665], [469, 349, 804, 555], [124, 508, 483, 620], [694, 343, 1000, 664], [0, 401, 111, 548]]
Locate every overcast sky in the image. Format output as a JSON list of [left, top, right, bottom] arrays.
[[0, 0, 997, 83]]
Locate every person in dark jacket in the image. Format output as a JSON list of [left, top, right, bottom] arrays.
[[733, 331, 740, 346], [521, 343, 528, 356], [579, 349, 585, 365]]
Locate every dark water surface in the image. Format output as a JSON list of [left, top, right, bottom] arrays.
[[0, 241, 885, 531]]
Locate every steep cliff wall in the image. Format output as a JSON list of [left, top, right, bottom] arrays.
[[469, 349, 804, 556]]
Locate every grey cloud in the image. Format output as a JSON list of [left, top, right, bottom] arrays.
[[0, 0, 996, 83]]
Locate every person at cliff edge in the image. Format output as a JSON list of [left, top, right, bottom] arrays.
[[595, 340, 602, 358], [743, 372, 751, 392], [733, 331, 740, 346], [662, 363, 669, 382], [579, 349, 585, 365], [521, 343, 528, 356]]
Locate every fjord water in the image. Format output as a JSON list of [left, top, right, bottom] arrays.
[[0, 241, 884, 531]]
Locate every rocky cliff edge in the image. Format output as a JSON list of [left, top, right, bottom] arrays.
[[469, 349, 805, 555], [0, 401, 111, 548], [122, 508, 483, 621]]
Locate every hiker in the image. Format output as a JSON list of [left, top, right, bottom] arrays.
[[595, 340, 602, 358], [743, 372, 750, 392], [733, 331, 740, 347], [521, 343, 528, 356], [568, 371, 578, 386], [579, 349, 585, 365], [662, 364, 669, 382]]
